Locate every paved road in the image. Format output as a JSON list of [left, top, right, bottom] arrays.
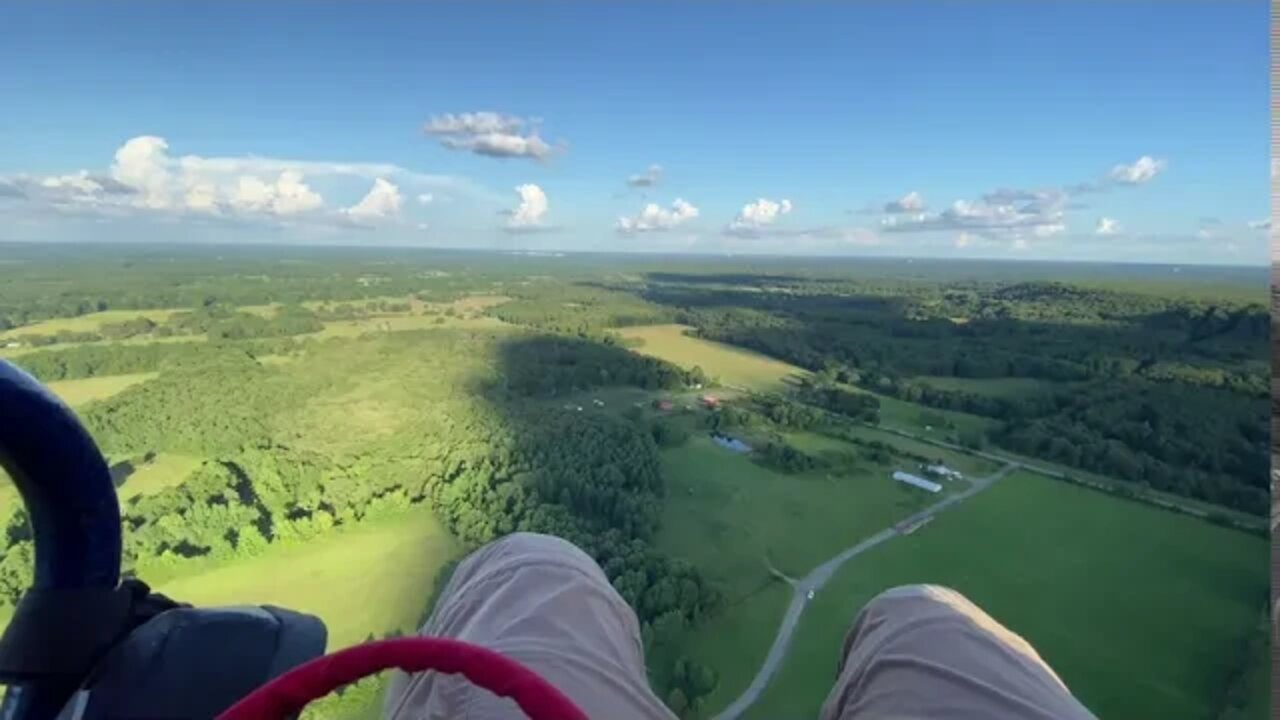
[[712, 462, 1018, 720]]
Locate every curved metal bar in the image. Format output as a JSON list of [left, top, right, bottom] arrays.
[[0, 360, 121, 718]]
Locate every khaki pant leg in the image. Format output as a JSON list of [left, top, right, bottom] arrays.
[[384, 532, 676, 720], [820, 585, 1097, 720]]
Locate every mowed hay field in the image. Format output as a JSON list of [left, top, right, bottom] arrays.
[[158, 507, 459, 650], [48, 372, 157, 407], [619, 325, 806, 392], [747, 471, 1269, 720], [655, 433, 979, 711]]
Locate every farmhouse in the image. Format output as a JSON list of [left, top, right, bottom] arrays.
[[893, 470, 942, 493]]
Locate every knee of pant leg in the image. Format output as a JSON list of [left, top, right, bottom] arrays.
[[463, 532, 604, 584], [490, 532, 593, 562]]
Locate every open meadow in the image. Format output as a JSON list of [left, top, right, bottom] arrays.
[[748, 471, 1269, 720], [47, 372, 157, 407], [619, 324, 807, 393], [157, 507, 458, 650]]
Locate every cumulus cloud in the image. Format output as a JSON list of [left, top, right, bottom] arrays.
[[342, 178, 403, 222], [0, 135, 499, 229], [504, 183, 550, 231], [616, 198, 699, 233], [954, 232, 973, 249], [883, 191, 925, 214], [881, 198, 1064, 239], [726, 197, 793, 235], [627, 164, 664, 187], [1095, 217, 1120, 235], [1108, 155, 1166, 185], [424, 112, 556, 161], [233, 170, 326, 216], [417, 193, 434, 205], [1248, 218, 1271, 230]]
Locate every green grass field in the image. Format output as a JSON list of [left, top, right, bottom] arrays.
[[314, 313, 505, 339], [791, 427, 999, 479], [913, 375, 1071, 398], [117, 453, 203, 502], [157, 508, 459, 650], [657, 435, 949, 594], [0, 308, 180, 340], [746, 471, 1269, 720], [655, 433, 983, 711], [47, 372, 158, 407], [619, 324, 807, 392]]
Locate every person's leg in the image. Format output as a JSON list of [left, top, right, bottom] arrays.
[[384, 532, 676, 720], [820, 584, 1096, 720]]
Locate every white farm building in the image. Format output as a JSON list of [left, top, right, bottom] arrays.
[[925, 464, 964, 481], [893, 471, 942, 494]]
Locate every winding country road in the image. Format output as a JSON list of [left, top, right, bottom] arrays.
[[711, 462, 1019, 720]]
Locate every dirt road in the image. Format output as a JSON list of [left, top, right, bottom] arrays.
[[711, 462, 1018, 720]]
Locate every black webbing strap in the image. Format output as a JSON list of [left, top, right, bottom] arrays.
[[0, 578, 186, 685]]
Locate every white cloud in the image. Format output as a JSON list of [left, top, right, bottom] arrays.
[[1108, 155, 1166, 185], [505, 183, 549, 230], [1011, 238, 1029, 251], [1031, 223, 1065, 238], [342, 178, 403, 222], [627, 164, 664, 187], [616, 198, 699, 233], [417, 193, 434, 205], [112, 136, 174, 209], [0, 135, 501, 229], [1095, 217, 1120, 236], [417, 222, 429, 231], [884, 191, 925, 214], [232, 170, 325, 216], [424, 112, 556, 161], [882, 198, 1063, 239], [1247, 218, 1271, 230], [726, 197, 793, 235], [954, 232, 973, 249]]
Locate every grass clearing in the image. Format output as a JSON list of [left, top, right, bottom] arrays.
[[619, 325, 807, 393], [157, 507, 459, 650], [47, 372, 158, 407], [657, 435, 945, 593], [914, 375, 1070, 399], [0, 308, 180, 340], [315, 314, 504, 339], [118, 453, 203, 502], [747, 471, 1268, 720], [826, 425, 1000, 478], [656, 433, 975, 710]]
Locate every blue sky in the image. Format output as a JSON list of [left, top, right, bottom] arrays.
[[0, 2, 1269, 263]]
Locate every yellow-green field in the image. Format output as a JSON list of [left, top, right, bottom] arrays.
[[118, 453, 203, 502], [47, 372, 157, 407], [314, 314, 504, 339], [0, 309, 180, 340], [157, 508, 459, 650], [619, 325, 807, 392]]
